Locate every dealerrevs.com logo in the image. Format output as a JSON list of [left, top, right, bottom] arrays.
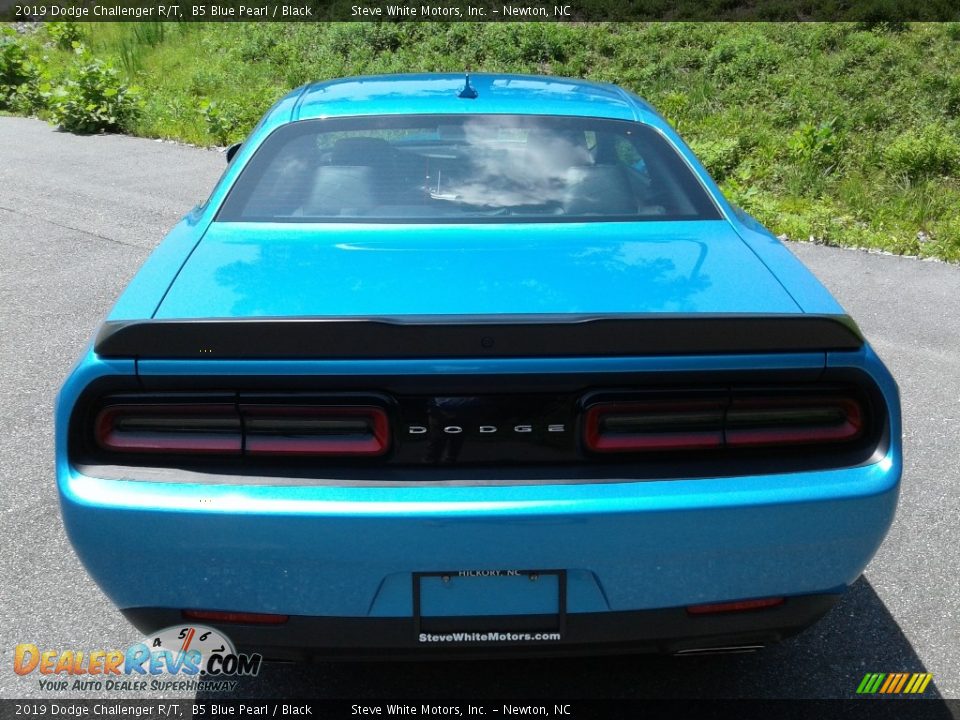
[[14, 625, 261, 693]]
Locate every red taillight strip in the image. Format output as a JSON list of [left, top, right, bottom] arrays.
[[182, 609, 288, 625], [686, 597, 785, 615], [95, 404, 242, 454], [243, 405, 390, 457]]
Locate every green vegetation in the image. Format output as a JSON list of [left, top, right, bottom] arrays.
[[1, 26, 42, 111], [3, 21, 960, 261], [46, 45, 140, 133]]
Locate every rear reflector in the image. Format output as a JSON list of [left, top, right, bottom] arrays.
[[182, 609, 289, 625], [686, 597, 785, 615], [95, 404, 242, 454], [583, 393, 864, 454], [243, 405, 390, 457]]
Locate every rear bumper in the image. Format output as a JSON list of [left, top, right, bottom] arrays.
[[123, 594, 841, 660], [58, 452, 900, 649], [55, 346, 902, 656]]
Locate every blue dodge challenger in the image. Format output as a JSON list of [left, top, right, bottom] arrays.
[[56, 73, 900, 658]]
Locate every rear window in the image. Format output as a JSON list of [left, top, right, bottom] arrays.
[[217, 114, 720, 223]]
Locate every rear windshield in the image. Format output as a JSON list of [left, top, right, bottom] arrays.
[[217, 114, 720, 223]]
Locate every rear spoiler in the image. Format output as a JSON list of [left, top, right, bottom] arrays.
[[94, 314, 864, 360]]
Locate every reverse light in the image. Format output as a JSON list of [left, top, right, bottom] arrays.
[[583, 400, 724, 453], [243, 405, 390, 457]]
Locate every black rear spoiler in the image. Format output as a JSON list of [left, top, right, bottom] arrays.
[[94, 314, 864, 360]]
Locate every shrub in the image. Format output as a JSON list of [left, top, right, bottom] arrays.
[[884, 126, 960, 181], [47, 45, 139, 133], [839, 31, 891, 70], [485, 24, 570, 68], [705, 34, 782, 84], [200, 99, 242, 145], [0, 29, 45, 114], [855, 20, 908, 34], [9, 64, 48, 114], [513, 24, 569, 65], [792, 24, 852, 52], [788, 119, 844, 175], [46, 22, 83, 51], [0, 27, 32, 109]]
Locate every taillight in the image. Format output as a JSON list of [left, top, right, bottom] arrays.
[[583, 392, 865, 454], [243, 405, 390, 457], [95, 404, 242, 454], [726, 396, 862, 447], [94, 401, 390, 458], [584, 400, 724, 453]]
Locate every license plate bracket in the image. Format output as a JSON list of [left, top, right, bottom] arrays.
[[413, 569, 566, 637]]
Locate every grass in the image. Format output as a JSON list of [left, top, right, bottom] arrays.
[[4, 21, 960, 262]]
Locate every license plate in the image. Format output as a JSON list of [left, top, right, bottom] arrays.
[[413, 569, 566, 639]]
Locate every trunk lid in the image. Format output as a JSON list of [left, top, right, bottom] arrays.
[[154, 220, 800, 319]]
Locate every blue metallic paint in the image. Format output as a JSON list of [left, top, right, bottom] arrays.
[[56, 347, 900, 618], [154, 221, 800, 319], [60, 74, 901, 631], [134, 352, 828, 383]]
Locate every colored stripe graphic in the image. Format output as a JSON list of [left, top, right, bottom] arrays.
[[857, 673, 886, 694], [879, 674, 896, 693], [906, 673, 934, 694], [857, 672, 933, 694], [892, 674, 910, 693], [883, 673, 908, 693]]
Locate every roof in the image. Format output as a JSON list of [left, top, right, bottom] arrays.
[[261, 73, 666, 128]]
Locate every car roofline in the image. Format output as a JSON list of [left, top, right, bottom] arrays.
[[269, 73, 665, 126]]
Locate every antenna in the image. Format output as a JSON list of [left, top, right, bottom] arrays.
[[458, 72, 478, 99]]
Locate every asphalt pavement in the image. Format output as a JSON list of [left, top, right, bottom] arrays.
[[1, 116, 958, 701]]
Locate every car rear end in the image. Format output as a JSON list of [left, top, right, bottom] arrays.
[[57, 325, 899, 658], [55, 83, 901, 657]]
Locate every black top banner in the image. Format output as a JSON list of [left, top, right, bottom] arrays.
[[2, 0, 959, 22]]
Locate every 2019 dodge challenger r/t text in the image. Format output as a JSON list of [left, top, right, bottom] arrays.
[[56, 73, 901, 658]]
